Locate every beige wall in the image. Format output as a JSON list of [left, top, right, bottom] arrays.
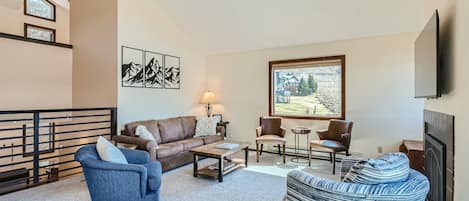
[[205, 33, 424, 157], [0, 0, 70, 43], [0, 37, 72, 109], [70, 0, 118, 108], [117, 0, 206, 128], [423, 0, 469, 200]]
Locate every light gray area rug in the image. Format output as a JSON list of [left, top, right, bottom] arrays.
[[1, 152, 339, 201]]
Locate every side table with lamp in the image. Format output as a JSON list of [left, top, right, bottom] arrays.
[[200, 91, 230, 137]]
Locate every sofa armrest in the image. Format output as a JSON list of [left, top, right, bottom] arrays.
[[119, 148, 151, 164], [340, 155, 364, 180], [286, 170, 367, 200], [113, 135, 158, 161]]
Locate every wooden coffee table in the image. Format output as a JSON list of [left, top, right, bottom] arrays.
[[190, 141, 249, 182]]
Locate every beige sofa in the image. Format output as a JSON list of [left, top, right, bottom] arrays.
[[113, 116, 225, 171]]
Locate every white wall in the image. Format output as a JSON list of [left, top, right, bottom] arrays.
[[117, 0, 206, 128], [423, 0, 469, 200], [0, 0, 70, 43], [205, 33, 424, 157]]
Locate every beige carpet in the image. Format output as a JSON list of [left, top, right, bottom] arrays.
[[1, 151, 340, 201]]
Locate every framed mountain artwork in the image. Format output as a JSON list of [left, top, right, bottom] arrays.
[[121, 46, 144, 87], [164, 55, 181, 89], [144, 51, 164, 88]]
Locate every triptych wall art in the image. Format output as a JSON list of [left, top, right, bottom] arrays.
[[121, 46, 180, 89]]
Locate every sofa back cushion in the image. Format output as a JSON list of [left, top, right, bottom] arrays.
[[158, 117, 185, 143], [344, 152, 410, 185], [180, 116, 196, 139], [124, 120, 162, 143]]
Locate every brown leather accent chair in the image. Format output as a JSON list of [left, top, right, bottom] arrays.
[[256, 117, 286, 164], [309, 120, 353, 174]]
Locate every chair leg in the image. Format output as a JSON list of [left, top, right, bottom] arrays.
[[332, 152, 336, 175], [278, 144, 281, 155], [329, 152, 333, 164], [308, 145, 311, 167], [283, 144, 286, 164], [256, 143, 259, 163], [346, 150, 350, 156], [260, 144, 264, 155]]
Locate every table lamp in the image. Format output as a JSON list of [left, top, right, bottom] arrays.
[[200, 91, 216, 117]]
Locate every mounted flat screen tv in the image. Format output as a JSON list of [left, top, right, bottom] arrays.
[[415, 10, 441, 98]]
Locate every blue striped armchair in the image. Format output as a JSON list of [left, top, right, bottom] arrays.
[[285, 154, 429, 201]]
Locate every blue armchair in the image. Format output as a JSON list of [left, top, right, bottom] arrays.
[[75, 145, 162, 201], [285, 155, 429, 201]]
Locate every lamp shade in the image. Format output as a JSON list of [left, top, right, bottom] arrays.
[[200, 91, 216, 104]]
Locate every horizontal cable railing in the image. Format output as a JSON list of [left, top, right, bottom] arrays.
[[0, 107, 117, 195]]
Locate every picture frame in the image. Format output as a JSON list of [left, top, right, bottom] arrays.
[[164, 55, 181, 89], [121, 46, 145, 88], [144, 51, 165, 89]]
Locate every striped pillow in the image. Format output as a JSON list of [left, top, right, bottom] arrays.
[[344, 152, 410, 184]]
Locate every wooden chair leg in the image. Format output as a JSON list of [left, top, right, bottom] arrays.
[[283, 144, 286, 164], [256, 143, 259, 163], [260, 144, 264, 155], [332, 152, 336, 175], [278, 144, 281, 155]]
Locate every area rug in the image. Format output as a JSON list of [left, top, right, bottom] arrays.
[[1, 153, 338, 201]]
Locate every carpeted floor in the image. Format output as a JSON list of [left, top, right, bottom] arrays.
[[1, 151, 340, 201]]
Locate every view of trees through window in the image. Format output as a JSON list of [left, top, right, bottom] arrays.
[[25, 0, 55, 21], [270, 56, 345, 119]]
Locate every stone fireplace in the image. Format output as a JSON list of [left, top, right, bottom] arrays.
[[424, 110, 454, 201]]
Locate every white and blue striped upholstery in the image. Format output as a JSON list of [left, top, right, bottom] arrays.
[[344, 153, 410, 184], [286, 153, 429, 201]]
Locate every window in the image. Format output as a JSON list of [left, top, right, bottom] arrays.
[[24, 23, 56, 42], [269, 55, 345, 120], [24, 0, 56, 21]]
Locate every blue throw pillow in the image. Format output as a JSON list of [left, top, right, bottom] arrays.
[[344, 152, 410, 184]]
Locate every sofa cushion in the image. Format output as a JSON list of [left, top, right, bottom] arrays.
[[198, 135, 224, 145], [158, 118, 185, 143], [344, 152, 410, 185], [195, 116, 219, 137], [179, 138, 204, 151], [124, 120, 162, 143], [155, 142, 184, 159], [180, 116, 196, 139], [142, 162, 162, 192]]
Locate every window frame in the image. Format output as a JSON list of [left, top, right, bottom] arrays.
[[268, 55, 346, 120], [24, 0, 57, 22], [24, 23, 56, 42]]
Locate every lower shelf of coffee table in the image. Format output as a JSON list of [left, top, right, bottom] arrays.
[[196, 158, 245, 178]]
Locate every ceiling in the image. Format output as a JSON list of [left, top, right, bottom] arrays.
[[155, 0, 425, 55]]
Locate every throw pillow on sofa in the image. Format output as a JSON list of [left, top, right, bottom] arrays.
[[96, 136, 128, 164], [195, 116, 219, 137], [136, 125, 158, 147], [344, 152, 410, 185]]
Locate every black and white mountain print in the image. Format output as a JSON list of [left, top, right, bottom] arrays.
[[164, 55, 180, 89], [122, 47, 144, 87], [144, 52, 164, 88]]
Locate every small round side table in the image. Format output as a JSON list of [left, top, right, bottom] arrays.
[[291, 127, 311, 163]]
